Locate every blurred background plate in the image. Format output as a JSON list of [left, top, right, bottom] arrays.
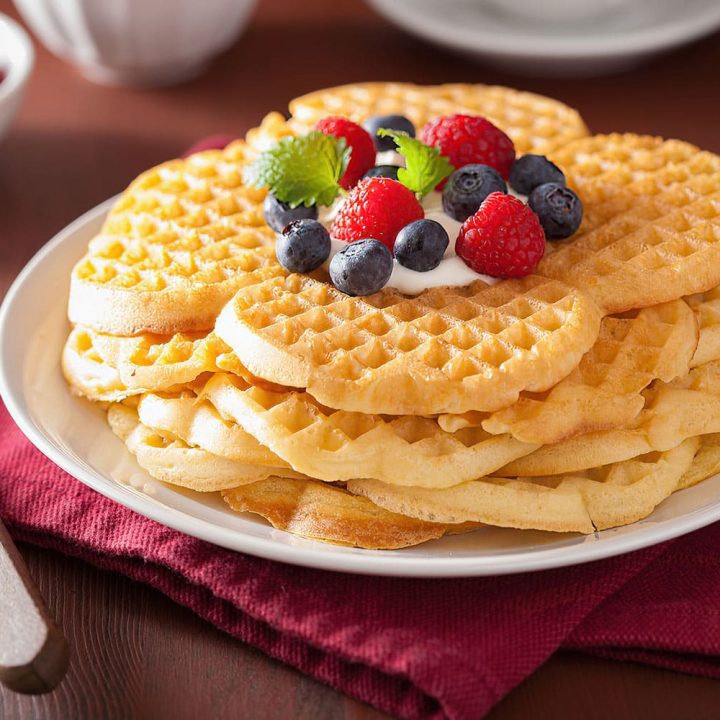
[[367, 0, 720, 76]]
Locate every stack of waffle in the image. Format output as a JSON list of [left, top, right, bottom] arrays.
[[62, 83, 720, 549]]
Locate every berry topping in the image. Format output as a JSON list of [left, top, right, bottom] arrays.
[[316, 116, 376, 189], [331, 177, 424, 252], [276, 219, 331, 273], [329, 239, 393, 296], [394, 220, 449, 272], [263, 192, 318, 232], [442, 164, 507, 223], [509, 154, 566, 195], [528, 183, 583, 239], [363, 164, 400, 181], [456, 192, 545, 278], [363, 114, 416, 151], [421, 114, 516, 187]]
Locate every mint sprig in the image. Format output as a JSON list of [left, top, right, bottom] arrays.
[[377, 129, 453, 196], [243, 131, 350, 208]]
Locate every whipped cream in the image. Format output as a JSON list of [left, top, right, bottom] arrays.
[[319, 182, 501, 296], [322, 191, 496, 295]]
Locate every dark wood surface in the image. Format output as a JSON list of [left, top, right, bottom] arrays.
[[1, 0, 720, 717]]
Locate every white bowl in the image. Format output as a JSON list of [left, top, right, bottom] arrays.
[[12, 0, 257, 87], [0, 14, 34, 143]]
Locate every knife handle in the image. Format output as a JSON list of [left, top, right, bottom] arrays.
[[0, 520, 69, 694]]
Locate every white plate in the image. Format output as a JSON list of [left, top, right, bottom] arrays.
[[2, 199, 720, 577], [367, 0, 720, 75]]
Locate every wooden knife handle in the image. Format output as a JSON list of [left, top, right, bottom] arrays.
[[0, 520, 69, 694]]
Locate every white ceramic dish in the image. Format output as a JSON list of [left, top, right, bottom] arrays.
[[12, 0, 256, 87], [3, 199, 720, 577], [367, 0, 720, 75], [0, 13, 34, 143]]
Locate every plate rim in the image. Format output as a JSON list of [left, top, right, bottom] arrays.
[[2, 197, 720, 577]]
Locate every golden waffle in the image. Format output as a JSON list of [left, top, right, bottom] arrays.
[[679, 434, 720, 490], [450, 299, 696, 445], [348, 438, 699, 534], [68, 125, 287, 336], [540, 138, 720, 314], [200, 373, 537, 487], [553, 134, 720, 234], [686, 286, 720, 367], [288, 82, 589, 157], [108, 403, 298, 491], [216, 275, 602, 416], [500, 360, 720, 477], [137, 392, 287, 468], [62, 325, 241, 402], [222, 476, 475, 549]]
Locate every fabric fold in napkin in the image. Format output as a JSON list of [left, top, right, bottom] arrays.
[[4, 136, 720, 719], [3, 403, 720, 720]]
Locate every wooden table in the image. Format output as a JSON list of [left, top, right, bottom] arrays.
[[1, 0, 720, 717]]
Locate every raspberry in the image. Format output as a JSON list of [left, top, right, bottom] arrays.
[[331, 177, 424, 251], [456, 192, 545, 278], [316, 116, 376, 189], [421, 114, 516, 188]]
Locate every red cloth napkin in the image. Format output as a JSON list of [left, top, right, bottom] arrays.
[[3, 136, 720, 719], [4, 404, 720, 719]]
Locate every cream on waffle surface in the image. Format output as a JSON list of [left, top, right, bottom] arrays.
[[61, 81, 720, 548]]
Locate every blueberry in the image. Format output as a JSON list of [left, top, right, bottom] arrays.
[[276, 219, 331, 273], [329, 239, 393, 296], [263, 192, 318, 233], [528, 183, 583, 240], [509, 154, 565, 196], [362, 165, 400, 181], [442, 164, 507, 222], [394, 220, 449, 272], [363, 114, 416, 151]]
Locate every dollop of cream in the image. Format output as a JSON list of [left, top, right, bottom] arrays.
[[319, 187, 499, 295], [315, 155, 530, 296]]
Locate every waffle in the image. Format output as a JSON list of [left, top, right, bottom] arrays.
[[679, 434, 720, 490], [62, 325, 242, 402], [348, 438, 699, 534], [500, 360, 720, 477], [460, 299, 696, 444], [288, 82, 589, 157], [216, 275, 602, 416], [687, 286, 720, 367], [108, 404, 296, 491], [222, 476, 474, 549], [200, 373, 537, 487], [68, 126, 289, 336], [137, 392, 288, 468], [552, 134, 720, 234], [540, 138, 720, 314]]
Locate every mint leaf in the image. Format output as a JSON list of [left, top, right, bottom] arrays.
[[377, 129, 453, 196], [243, 131, 350, 208]]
